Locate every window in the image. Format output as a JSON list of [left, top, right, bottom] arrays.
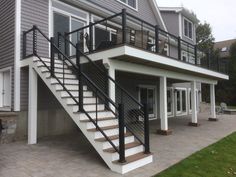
[[221, 47, 228, 52], [184, 18, 193, 39], [117, 0, 137, 10]]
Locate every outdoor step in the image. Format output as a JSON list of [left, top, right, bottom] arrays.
[[80, 117, 114, 123], [37, 61, 69, 69], [101, 135, 135, 150], [87, 125, 118, 132], [55, 84, 87, 91], [41, 67, 72, 74], [66, 97, 97, 105], [95, 132, 133, 142], [79, 111, 115, 120], [73, 104, 105, 112], [50, 78, 78, 85], [60, 90, 93, 98], [112, 152, 152, 165], [34, 57, 63, 64], [45, 73, 77, 79], [84, 118, 118, 129], [104, 142, 141, 153]]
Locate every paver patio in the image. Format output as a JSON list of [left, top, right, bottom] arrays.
[[0, 112, 236, 177]]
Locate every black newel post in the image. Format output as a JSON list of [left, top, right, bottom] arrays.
[[118, 104, 126, 163], [194, 45, 198, 65], [33, 25, 37, 56], [89, 22, 93, 52], [143, 103, 150, 154], [50, 37, 55, 77], [178, 37, 181, 60], [76, 43, 84, 112], [155, 25, 159, 53], [122, 9, 127, 44], [23, 31, 26, 58]]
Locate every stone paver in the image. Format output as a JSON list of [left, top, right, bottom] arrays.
[[0, 112, 236, 177]]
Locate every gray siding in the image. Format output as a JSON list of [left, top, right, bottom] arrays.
[[0, 0, 15, 110], [87, 0, 158, 25], [20, 0, 49, 109], [160, 12, 179, 37]]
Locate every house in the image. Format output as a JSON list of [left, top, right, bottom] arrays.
[[0, 0, 229, 174], [214, 39, 236, 59]]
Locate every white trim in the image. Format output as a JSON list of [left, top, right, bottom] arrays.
[[174, 88, 188, 116], [167, 87, 174, 117], [178, 13, 182, 38], [116, 0, 138, 11], [14, 0, 21, 111], [183, 17, 193, 40]]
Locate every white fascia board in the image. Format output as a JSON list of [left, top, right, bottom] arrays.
[[88, 46, 229, 81], [110, 59, 217, 85], [14, 0, 22, 111]]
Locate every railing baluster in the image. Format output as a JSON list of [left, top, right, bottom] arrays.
[[178, 37, 181, 60], [122, 9, 127, 44], [118, 104, 126, 163], [155, 25, 159, 53], [50, 37, 55, 77], [23, 31, 27, 58], [89, 22, 93, 52], [76, 43, 84, 112], [96, 89, 98, 130], [143, 103, 150, 154], [194, 45, 198, 65]]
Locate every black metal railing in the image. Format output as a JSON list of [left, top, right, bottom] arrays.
[[65, 9, 228, 74], [23, 25, 150, 163]]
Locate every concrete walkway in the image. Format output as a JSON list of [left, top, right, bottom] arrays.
[[0, 112, 236, 177]]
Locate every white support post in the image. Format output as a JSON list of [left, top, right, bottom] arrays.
[[189, 81, 199, 126], [209, 84, 217, 121], [158, 76, 172, 135], [108, 65, 116, 112], [28, 66, 38, 144]]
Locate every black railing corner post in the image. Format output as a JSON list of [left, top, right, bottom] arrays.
[[207, 51, 210, 69], [32, 25, 37, 56], [89, 22, 93, 52], [143, 103, 150, 154], [122, 8, 127, 44], [178, 36, 181, 60], [76, 42, 84, 112], [118, 103, 126, 163], [194, 45, 198, 65], [155, 25, 159, 53], [23, 31, 26, 58], [50, 37, 55, 77], [64, 32, 68, 56]]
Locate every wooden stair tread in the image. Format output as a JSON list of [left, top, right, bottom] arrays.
[[95, 132, 132, 142], [113, 152, 152, 165], [80, 117, 115, 123], [87, 125, 118, 132], [103, 142, 141, 153]]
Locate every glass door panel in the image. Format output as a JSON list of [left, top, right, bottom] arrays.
[[176, 91, 181, 112], [53, 12, 69, 54], [140, 87, 155, 119], [182, 90, 187, 112], [167, 89, 173, 115]]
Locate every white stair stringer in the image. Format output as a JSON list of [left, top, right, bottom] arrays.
[[31, 57, 153, 174]]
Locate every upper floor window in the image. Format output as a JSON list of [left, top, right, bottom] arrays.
[[183, 18, 193, 39], [117, 0, 138, 10]]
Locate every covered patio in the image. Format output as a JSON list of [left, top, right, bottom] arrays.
[[0, 111, 235, 177]]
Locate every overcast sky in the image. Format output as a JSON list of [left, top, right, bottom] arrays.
[[157, 0, 236, 42]]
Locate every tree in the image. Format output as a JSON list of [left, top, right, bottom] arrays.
[[196, 22, 215, 52]]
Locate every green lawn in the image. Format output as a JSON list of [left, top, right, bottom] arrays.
[[155, 132, 236, 177]]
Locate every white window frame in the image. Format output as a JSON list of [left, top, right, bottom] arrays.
[[138, 85, 157, 120], [116, 0, 138, 11], [183, 17, 193, 40], [175, 87, 188, 116], [167, 87, 174, 117]]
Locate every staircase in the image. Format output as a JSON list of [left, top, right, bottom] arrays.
[[23, 26, 153, 174]]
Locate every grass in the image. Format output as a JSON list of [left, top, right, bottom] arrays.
[[155, 132, 236, 177]]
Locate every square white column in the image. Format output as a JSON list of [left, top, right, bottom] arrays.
[[209, 84, 217, 121], [158, 76, 172, 135], [28, 66, 38, 144], [189, 81, 198, 126]]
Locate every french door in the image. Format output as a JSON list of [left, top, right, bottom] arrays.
[[0, 70, 11, 108], [175, 89, 187, 115], [139, 86, 156, 119]]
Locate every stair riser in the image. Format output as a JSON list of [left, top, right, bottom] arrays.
[[34, 58, 63, 64], [111, 145, 144, 161], [66, 98, 97, 105], [102, 136, 135, 149], [80, 111, 115, 120], [51, 78, 78, 85], [46, 73, 76, 79], [41, 67, 72, 74], [37, 62, 68, 69], [86, 119, 117, 129], [93, 128, 126, 139], [61, 91, 93, 98], [115, 155, 153, 174], [55, 85, 87, 91], [74, 104, 105, 112]]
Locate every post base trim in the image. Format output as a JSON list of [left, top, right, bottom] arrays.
[[157, 129, 172, 136], [188, 122, 200, 127], [208, 118, 218, 121]]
